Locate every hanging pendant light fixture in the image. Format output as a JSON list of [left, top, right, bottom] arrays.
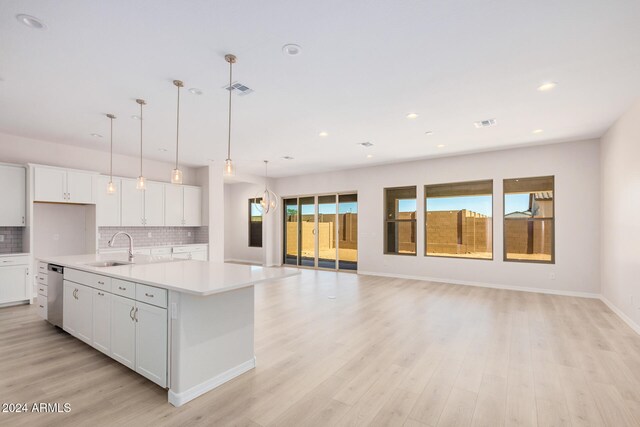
[[106, 113, 117, 195], [254, 160, 278, 214], [171, 80, 184, 184], [135, 98, 147, 190], [223, 54, 236, 176]]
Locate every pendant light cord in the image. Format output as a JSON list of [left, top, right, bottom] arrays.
[[139, 101, 143, 176], [175, 84, 180, 169], [227, 58, 233, 160], [110, 116, 113, 180]]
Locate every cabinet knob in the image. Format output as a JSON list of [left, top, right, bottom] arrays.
[[145, 293, 154, 298]]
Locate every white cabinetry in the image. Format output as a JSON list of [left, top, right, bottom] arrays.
[[144, 182, 165, 226], [63, 280, 93, 345], [172, 245, 208, 261], [34, 166, 95, 204], [111, 294, 136, 369], [135, 302, 168, 387], [96, 176, 121, 226], [92, 289, 111, 355], [0, 165, 26, 226], [165, 185, 202, 226], [0, 256, 30, 304], [120, 179, 164, 226]]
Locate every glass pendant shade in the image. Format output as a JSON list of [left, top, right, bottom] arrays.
[[107, 181, 116, 195], [254, 188, 278, 214], [136, 176, 146, 190], [171, 168, 183, 184], [223, 158, 235, 176]]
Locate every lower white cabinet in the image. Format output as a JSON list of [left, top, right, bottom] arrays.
[[110, 294, 136, 369], [63, 281, 93, 345], [92, 289, 111, 355], [135, 302, 168, 387], [0, 262, 29, 304]]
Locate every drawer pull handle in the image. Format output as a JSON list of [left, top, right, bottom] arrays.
[[145, 293, 154, 298], [39, 305, 44, 308], [118, 286, 126, 290], [98, 281, 104, 285], [98, 292, 104, 296], [129, 306, 135, 321]]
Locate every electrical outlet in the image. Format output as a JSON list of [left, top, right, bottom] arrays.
[[188, 231, 192, 237], [549, 273, 556, 280], [148, 232, 152, 238], [0, 235, 4, 242]]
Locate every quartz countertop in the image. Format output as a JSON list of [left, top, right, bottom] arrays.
[[38, 253, 299, 296]]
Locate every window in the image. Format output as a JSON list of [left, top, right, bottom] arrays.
[[283, 198, 298, 265], [504, 176, 554, 263], [425, 180, 493, 259], [384, 186, 417, 255], [248, 198, 263, 248]]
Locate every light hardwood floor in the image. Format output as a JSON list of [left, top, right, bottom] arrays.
[[2, 270, 640, 426]]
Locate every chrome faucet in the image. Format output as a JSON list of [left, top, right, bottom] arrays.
[[108, 232, 135, 262]]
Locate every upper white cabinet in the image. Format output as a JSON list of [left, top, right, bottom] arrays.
[[164, 185, 202, 227], [34, 166, 95, 204], [121, 179, 144, 226], [96, 176, 121, 227], [144, 182, 165, 226], [0, 165, 26, 226]]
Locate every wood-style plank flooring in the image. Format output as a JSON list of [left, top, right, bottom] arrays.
[[2, 270, 640, 426]]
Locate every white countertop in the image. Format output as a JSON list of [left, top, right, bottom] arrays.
[[0, 252, 29, 257], [38, 253, 299, 296]]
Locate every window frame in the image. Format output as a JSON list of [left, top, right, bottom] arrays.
[[383, 186, 417, 256], [424, 179, 494, 261], [502, 176, 555, 264], [248, 197, 263, 248]]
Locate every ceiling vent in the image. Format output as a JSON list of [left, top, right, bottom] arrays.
[[224, 82, 254, 96], [474, 118, 497, 128], [358, 142, 374, 147]]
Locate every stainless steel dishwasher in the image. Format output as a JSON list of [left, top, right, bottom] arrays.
[[47, 264, 64, 328]]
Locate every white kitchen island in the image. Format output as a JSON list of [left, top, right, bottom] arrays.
[[37, 253, 298, 407]]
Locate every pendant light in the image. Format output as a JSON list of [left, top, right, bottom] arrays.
[[106, 113, 117, 194], [254, 160, 278, 214], [135, 98, 147, 190], [171, 80, 184, 184], [223, 54, 236, 176]]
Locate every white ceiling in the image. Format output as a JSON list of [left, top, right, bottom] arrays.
[[1, 0, 639, 177]]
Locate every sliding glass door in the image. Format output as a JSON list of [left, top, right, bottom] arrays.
[[283, 193, 357, 271]]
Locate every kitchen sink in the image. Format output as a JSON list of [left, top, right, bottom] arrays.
[[84, 261, 132, 267]]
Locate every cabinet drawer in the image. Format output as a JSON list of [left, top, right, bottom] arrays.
[[37, 274, 48, 285], [0, 256, 29, 267], [37, 283, 48, 297], [38, 262, 48, 274], [133, 248, 151, 256], [136, 284, 167, 308], [151, 247, 172, 256], [172, 245, 207, 254], [64, 269, 112, 293], [36, 294, 47, 319], [112, 279, 136, 299]]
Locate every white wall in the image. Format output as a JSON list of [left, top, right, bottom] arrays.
[[224, 182, 264, 264], [600, 99, 640, 331], [32, 203, 93, 257], [0, 132, 198, 185], [268, 139, 601, 296]]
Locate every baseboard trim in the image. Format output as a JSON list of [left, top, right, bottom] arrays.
[[224, 258, 263, 266], [599, 296, 640, 335], [168, 357, 256, 407], [357, 270, 600, 299]]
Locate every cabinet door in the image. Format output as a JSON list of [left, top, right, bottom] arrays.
[[183, 186, 202, 226], [121, 179, 144, 226], [111, 294, 136, 369], [63, 280, 77, 336], [96, 176, 121, 226], [0, 166, 26, 226], [164, 185, 184, 226], [191, 250, 208, 261], [171, 253, 191, 260], [92, 289, 111, 355], [67, 171, 94, 204], [74, 283, 93, 345], [34, 167, 66, 203], [135, 302, 167, 387], [144, 181, 165, 226], [0, 266, 28, 304]]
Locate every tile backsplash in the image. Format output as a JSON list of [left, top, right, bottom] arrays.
[[0, 227, 24, 254], [98, 226, 209, 249]]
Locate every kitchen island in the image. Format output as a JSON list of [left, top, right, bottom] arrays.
[[37, 253, 298, 406]]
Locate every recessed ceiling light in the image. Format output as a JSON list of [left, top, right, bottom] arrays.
[[188, 88, 203, 95], [537, 82, 557, 92], [131, 115, 141, 120], [282, 44, 302, 56], [158, 148, 168, 152], [90, 133, 103, 138], [358, 142, 374, 147], [425, 131, 434, 136], [16, 14, 46, 30], [366, 154, 373, 158], [282, 156, 294, 160], [474, 118, 497, 128], [406, 113, 419, 119], [318, 131, 328, 137], [532, 129, 544, 134], [436, 144, 445, 148]]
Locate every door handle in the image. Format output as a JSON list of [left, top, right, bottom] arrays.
[[129, 306, 135, 321], [134, 307, 139, 322]]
